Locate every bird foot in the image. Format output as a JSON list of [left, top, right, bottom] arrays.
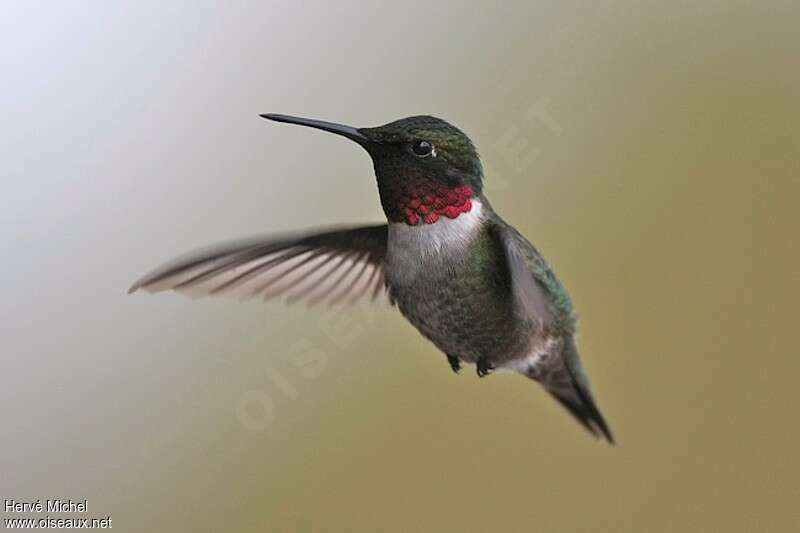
[[447, 354, 461, 374], [476, 358, 494, 378]]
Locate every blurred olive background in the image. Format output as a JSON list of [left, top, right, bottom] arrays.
[[2, 1, 798, 532]]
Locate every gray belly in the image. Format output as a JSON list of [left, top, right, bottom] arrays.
[[386, 253, 532, 365], [384, 208, 536, 365]]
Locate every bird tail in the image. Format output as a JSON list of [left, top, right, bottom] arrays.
[[543, 340, 615, 444]]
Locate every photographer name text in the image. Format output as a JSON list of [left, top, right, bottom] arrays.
[[5, 500, 88, 514]]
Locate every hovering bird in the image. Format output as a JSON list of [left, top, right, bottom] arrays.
[[130, 113, 614, 443]]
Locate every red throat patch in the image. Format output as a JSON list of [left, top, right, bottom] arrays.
[[382, 177, 474, 225]]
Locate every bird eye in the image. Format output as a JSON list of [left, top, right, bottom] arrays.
[[411, 140, 435, 158]]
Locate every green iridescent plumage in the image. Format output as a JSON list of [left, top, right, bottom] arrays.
[[360, 115, 484, 189]]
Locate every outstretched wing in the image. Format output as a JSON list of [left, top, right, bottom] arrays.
[[129, 224, 390, 306]]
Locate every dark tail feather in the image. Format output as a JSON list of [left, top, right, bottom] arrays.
[[545, 338, 615, 444], [548, 383, 615, 444]]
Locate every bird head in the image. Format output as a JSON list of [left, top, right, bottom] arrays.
[[262, 114, 483, 225]]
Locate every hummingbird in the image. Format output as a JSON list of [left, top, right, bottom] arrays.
[[130, 113, 614, 443]]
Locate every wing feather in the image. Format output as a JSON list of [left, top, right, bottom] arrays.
[[129, 225, 390, 306], [493, 223, 556, 326]]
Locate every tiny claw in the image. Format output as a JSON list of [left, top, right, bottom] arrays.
[[447, 354, 461, 374], [476, 358, 494, 378]]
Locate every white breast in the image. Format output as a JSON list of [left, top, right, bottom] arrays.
[[385, 199, 485, 286]]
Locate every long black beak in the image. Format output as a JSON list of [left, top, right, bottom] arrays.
[[260, 113, 370, 146]]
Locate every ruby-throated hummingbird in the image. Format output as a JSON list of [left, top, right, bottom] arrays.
[[130, 113, 614, 443]]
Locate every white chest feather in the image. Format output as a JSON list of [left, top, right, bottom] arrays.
[[385, 199, 484, 286]]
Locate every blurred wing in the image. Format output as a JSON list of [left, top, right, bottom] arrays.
[[129, 224, 390, 306], [493, 223, 556, 326]]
